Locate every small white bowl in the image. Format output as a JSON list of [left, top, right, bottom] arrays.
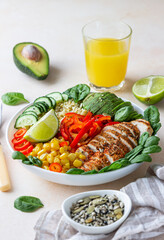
[[62, 189, 132, 235]]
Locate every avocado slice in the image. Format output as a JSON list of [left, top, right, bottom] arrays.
[[13, 42, 49, 80]]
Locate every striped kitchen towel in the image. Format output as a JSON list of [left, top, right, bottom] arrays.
[[34, 164, 164, 240]]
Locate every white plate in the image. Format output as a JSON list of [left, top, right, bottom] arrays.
[[6, 98, 143, 186]]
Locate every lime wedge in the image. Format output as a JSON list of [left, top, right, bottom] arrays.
[[24, 109, 59, 142], [132, 75, 164, 105]]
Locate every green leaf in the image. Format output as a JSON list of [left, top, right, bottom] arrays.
[[114, 106, 134, 122], [125, 145, 143, 160], [81, 170, 98, 175], [152, 122, 161, 135], [12, 151, 27, 161], [63, 84, 90, 103], [144, 105, 160, 124], [66, 168, 85, 174], [27, 156, 42, 167], [1, 92, 29, 105], [98, 166, 111, 173], [139, 132, 149, 146], [142, 145, 162, 154], [14, 196, 44, 212], [144, 136, 160, 147], [130, 154, 152, 163]]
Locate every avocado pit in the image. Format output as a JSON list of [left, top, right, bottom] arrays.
[[21, 45, 42, 62]]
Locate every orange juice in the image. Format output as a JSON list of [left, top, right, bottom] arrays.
[[85, 38, 130, 88]]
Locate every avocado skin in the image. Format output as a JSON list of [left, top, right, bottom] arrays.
[[13, 42, 49, 80]]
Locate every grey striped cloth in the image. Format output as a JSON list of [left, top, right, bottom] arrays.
[[34, 164, 164, 240]]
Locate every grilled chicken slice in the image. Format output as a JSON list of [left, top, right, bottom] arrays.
[[78, 119, 153, 171]]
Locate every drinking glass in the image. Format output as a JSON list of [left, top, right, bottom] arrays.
[[82, 20, 132, 91]]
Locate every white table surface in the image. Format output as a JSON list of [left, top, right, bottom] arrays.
[[0, 0, 164, 239]]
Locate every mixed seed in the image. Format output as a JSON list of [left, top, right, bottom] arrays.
[[70, 194, 124, 227]]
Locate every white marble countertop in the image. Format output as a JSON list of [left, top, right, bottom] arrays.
[[0, 0, 164, 239]]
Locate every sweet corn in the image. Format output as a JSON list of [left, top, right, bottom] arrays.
[[73, 159, 82, 167], [51, 141, 60, 150], [60, 152, 69, 160], [43, 166, 49, 170], [29, 151, 37, 157], [63, 145, 68, 151], [37, 149, 46, 156], [47, 154, 54, 163], [59, 147, 65, 154], [75, 152, 80, 158], [40, 153, 48, 161], [54, 157, 61, 163], [33, 145, 42, 154], [79, 154, 86, 160], [42, 160, 49, 166], [65, 162, 70, 169], [51, 150, 57, 157], [61, 158, 69, 165], [68, 153, 76, 161], [37, 143, 43, 148], [43, 143, 51, 152]]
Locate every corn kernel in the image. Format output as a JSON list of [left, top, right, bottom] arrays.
[[65, 162, 70, 169], [42, 160, 49, 166], [51, 141, 60, 150], [59, 147, 65, 154], [60, 152, 69, 160], [40, 153, 48, 161], [73, 159, 82, 167], [37, 149, 46, 156], [54, 157, 60, 163], [33, 146, 42, 154], [79, 154, 86, 160], [43, 143, 51, 152], [37, 143, 43, 148], [29, 151, 37, 157], [61, 159, 69, 165], [75, 152, 80, 157], [43, 165, 49, 170], [51, 150, 57, 157], [68, 153, 76, 161], [63, 145, 68, 151], [47, 154, 54, 163]]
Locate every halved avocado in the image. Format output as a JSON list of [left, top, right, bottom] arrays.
[[13, 42, 49, 80]]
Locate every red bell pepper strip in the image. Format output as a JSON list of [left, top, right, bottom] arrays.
[[59, 141, 69, 147], [49, 163, 62, 172], [12, 137, 27, 146], [70, 118, 95, 148], [14, 128, 27, 139], [20, 145, 33, 155], [83, 111, 93, 122], [14, 141, 31, 151]]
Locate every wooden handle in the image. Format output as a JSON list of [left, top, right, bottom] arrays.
[[0, 144, 11, 191]]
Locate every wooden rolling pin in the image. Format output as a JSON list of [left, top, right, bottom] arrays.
[[0, 144, 11, 191]]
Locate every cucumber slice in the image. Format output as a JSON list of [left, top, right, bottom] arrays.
[[24, 105, 42, 115], [46, 92, 63, 104], [15, 114, 38, 129], [33, 103, 45, 113], [34, 102, 47, 113], [62, 93, 68, 101], [48, 97, 56, 108], [34, 96, 52, 108], [22, 110, 38, 118]]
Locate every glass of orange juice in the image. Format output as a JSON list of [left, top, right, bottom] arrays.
[[82, 20, 132, 91]]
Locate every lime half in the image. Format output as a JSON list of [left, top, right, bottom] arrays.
[[24, 109, 59, 142], [132, 75, 164, 105]]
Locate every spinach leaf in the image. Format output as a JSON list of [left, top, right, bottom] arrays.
[[130, 154, 152, 163], [142, 145, 162, 154], [98, 166, 111, 173], [66, 168, 85, 174], [1, 92, 29, 105], [14, 196, 44, 212], [81, 170, 98, 175], [144, 136, 160, 147], [114, 106, 134, 122], [12, 151, 27, 161], [138, 132, 149, 146], [27, 156, 42, 167], [63, 84, 90, 103], [144, 106, 161, 134], [108, 158, 130, 170], [125, 145, 143, 160]]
